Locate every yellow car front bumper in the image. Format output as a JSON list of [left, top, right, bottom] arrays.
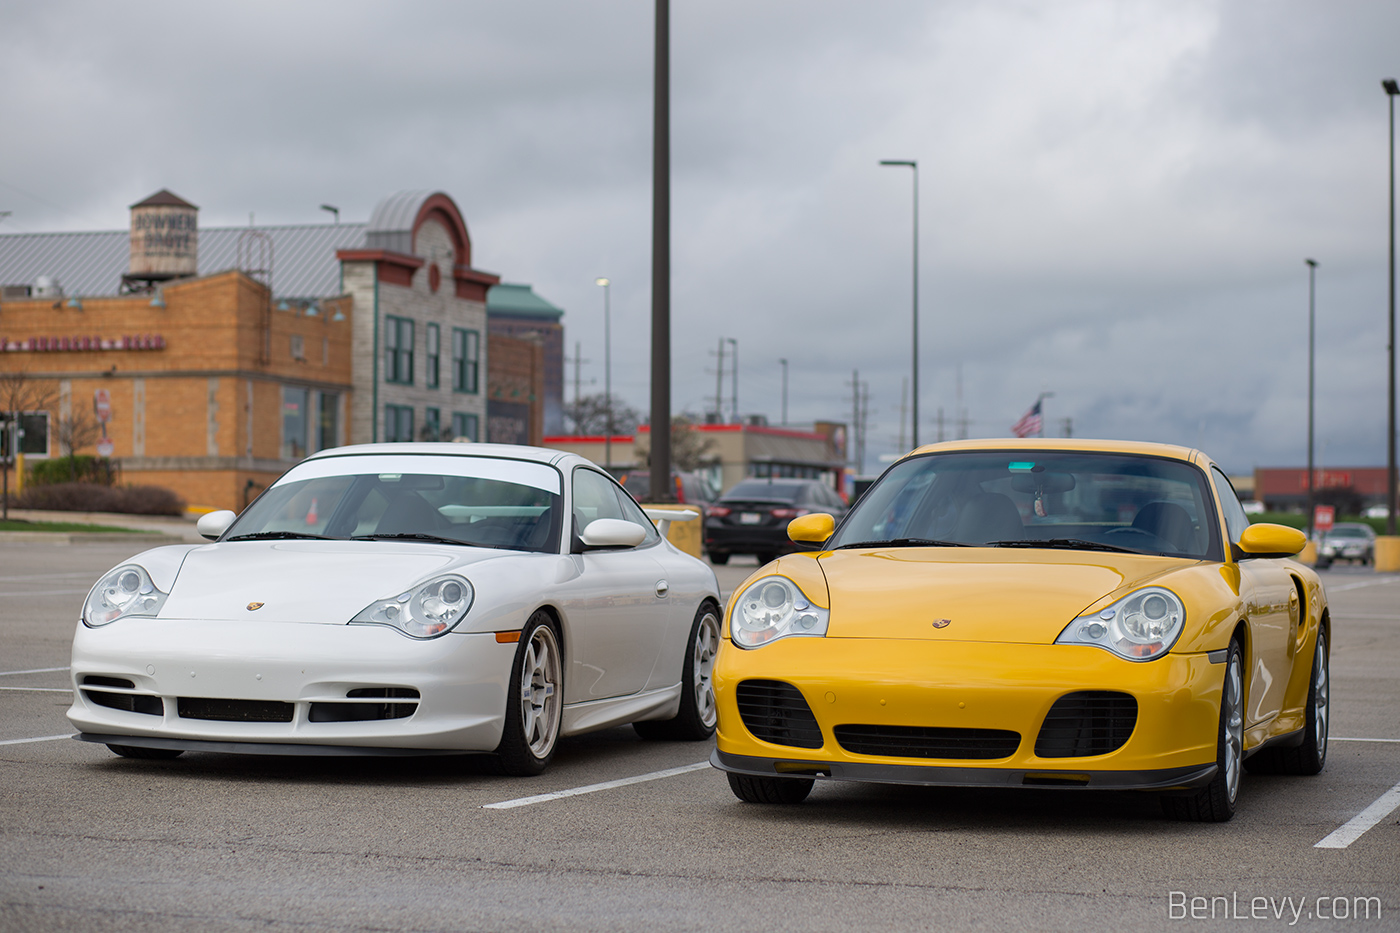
[[712, 636, 1224, 790]]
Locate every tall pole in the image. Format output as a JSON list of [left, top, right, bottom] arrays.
[[779, 358, 788, 426], [714, 338, 725, 421], [880, 160, 919, 448], [650, 0, 673, 500], [595, 278, 612, 469], [1306, 259, 1318, 540], [1385, 79, 1398, 535], [727, 337, 738, 423]]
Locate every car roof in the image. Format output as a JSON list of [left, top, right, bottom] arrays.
[[305, 442, 583, 468], [904, 437, 1200, 462]]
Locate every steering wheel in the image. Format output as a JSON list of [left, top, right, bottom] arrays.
[[1103, 526, 1178, 552]]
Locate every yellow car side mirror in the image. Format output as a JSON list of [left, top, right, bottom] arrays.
[[1236, 523, 1307, 558], [788, 512, 835, 544]]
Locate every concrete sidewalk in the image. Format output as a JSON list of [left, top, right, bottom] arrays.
[[0, 508, 203, 543]]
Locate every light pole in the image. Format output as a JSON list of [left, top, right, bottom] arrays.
[[779, 358, 788, 425], [595, 277, 613, 470], [1306, 259, 1318, 540], [880, 159, 919, 448], [1385, 78, 1398, 535], [726, 337, 738, 423]]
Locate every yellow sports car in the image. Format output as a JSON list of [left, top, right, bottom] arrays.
[[710, 439, 1329, 822]]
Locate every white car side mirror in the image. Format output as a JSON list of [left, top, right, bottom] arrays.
[[580, 518, 648, 549], [197, 510, 237, 540]]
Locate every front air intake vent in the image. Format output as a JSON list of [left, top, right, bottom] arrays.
[[834, 724, 1021, 759], [735, 680, 823, 749], [83, 690, 163, 716], [177, 697, 294, 723], [1035, 691, 1138, 758]]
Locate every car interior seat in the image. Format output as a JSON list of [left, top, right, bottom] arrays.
[[1131, 501, 1195, 552], [951, 492, 1024, 544]]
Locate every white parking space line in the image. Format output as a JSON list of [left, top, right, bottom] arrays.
[[0, 666, 69, 676], [1315, 781, 1400, 849], [1333, 737, 1400, 743], [0, 733, 75, 746], [0, 686, 72, 692], [1326, 577, 1400, 593], [482, 761, 711, 809], [0, 588, 91, 597]]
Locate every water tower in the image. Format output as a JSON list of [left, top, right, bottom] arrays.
[[122, 189, 198, 292]]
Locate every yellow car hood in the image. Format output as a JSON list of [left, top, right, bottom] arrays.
[[816, 547, 1193, 644]]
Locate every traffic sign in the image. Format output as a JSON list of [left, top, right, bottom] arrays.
[[93, 389, 112, 424]]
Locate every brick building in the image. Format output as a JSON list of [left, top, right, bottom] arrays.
[[487, 283, 564, 434]]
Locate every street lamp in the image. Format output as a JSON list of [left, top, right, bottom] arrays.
[[779, 358, 788, 425], [880, 159, 919, 448], [1384, 78, 1398, 535], [1306, 258, 1318, 540], [595, 277, 613, 470], [726, 337, 738, 423]]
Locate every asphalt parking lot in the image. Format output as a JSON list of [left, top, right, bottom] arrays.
[[1, 542, 1396, 932]]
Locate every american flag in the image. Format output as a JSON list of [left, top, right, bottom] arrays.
[[1011, 399, 1043, 438]]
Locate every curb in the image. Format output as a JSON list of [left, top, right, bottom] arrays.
[[0, 532, 188, 545]]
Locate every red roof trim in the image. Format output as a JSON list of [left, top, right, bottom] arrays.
[[635, 423, 826, 441], [542, 435, 636, 444], [413, 193, 471, 265]]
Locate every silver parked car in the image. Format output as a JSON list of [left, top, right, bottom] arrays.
[[1317, 522, 1376, 567]]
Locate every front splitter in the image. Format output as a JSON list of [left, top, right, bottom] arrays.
[[710, 748, 1216, 791], [77, 733, 474, 757]]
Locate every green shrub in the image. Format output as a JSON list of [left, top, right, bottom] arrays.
[[28, 456, 117, 487], [14, 483, 185, 516]]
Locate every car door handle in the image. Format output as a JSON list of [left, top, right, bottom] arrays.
[[655, 580, 669, 598]]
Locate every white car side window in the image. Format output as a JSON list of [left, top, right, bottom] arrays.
[[573, 469, 628, 533]]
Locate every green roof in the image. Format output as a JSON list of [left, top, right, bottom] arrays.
[[487, 282, 564, 321]]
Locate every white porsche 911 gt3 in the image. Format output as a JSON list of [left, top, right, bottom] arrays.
[[68, 444, 721, 775]]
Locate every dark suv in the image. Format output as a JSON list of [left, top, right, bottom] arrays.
[[704, 478, 847, 565]]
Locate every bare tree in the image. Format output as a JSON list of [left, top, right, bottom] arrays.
[[566, 392, 641, 436], [54, 406, 103, 481], [636, 414, 717, 472], [0, 369, 56, 520]]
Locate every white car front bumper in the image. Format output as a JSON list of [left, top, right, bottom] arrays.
[[68, 618, 518, 753]]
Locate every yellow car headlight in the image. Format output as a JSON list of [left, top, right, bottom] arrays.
[[730, 576, 829, 649], [1055, 586, 1185, 661]]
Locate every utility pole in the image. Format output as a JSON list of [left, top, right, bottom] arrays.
[[779, 358, 788, 426], [727, 337, 738, 423], [649, 0, 673, 499], [713, 338, 725, 421], [897, 377, 907, 451]]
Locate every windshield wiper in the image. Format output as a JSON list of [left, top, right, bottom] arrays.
[[351, 533, 470, 546], [835, 537, 970, 550], [987, 538, 1144, 555], [225, 531, 334, 541]]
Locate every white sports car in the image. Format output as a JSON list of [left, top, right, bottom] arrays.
[[68, 444, 721, 775]]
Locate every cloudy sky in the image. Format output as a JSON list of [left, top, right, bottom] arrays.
[[2, 0, 1397, 474]]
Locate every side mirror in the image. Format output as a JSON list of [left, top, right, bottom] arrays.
[[197, 510, 237, 541], [1236, 523, 1307, 559], [788, 512, 835, 544], [580, 518, 648, 549]]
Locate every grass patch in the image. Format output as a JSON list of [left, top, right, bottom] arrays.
[[0, 519, 156, 534]]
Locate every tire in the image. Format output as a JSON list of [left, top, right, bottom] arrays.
[[495, 611, 563, 776], [727, 771, 814, 804], [1244, 629, 1329, 776], [634, 602, 721, 741], [1162, 639, 1243, 823], [107, 744, 183, 760], [708, 551, 730, 566]]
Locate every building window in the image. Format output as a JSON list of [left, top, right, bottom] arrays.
[[1, 411, 49, 458], [451, 412, 479, 442], [282, 387, 309, 460], [452, 328, 479, 394], [385, 404, 414, 442], [426, 323, 440, 389], [290, 334, 305, 361], [422, 407, 441, 442], [317, 392, 339, 451], [385, 316, 414, 384]]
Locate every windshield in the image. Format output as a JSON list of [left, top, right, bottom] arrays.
[[1326, 525, 1370, 539], [829, 450, 1223, 560], [226, 455, 562, 552], [722, 480, 808, 503]]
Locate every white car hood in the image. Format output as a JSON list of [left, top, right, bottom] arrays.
[[159, 540, 505, 624]]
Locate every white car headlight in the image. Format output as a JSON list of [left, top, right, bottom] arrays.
[[351, 574, 474, 639], [730, 575, 829, 649], [83, 564, 168, 627], [1055, 586, 1185, 661]]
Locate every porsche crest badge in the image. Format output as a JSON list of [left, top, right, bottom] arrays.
[[931, 618, 951, 629], [246, 602, 265, 611]]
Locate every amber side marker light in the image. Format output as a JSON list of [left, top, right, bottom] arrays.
[[495, 631, 522, 644]]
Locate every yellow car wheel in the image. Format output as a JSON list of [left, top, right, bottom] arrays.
[[1162, 639, 1242, 823]]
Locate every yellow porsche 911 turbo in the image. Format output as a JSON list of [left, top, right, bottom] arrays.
[[710, 439, 1329, 822]]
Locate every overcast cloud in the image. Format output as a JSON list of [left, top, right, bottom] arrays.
[[1, 0, 1397, 474]]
